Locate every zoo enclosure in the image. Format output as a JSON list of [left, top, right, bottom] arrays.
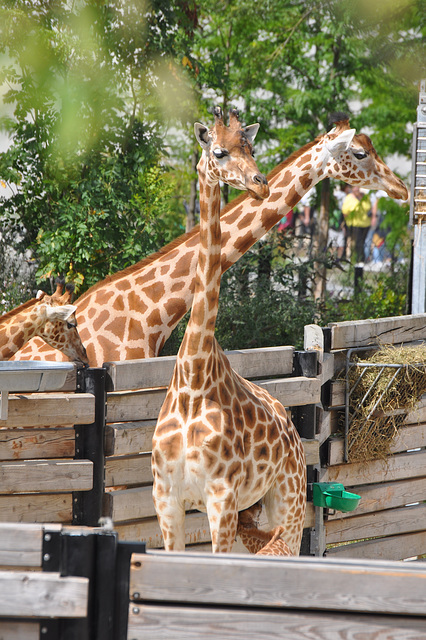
[[0, 314, 425, 559]]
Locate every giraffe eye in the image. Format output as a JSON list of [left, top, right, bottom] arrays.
[[353, 150, 368, 160], [213, 148, 228, 158], [67, 321, 76, 329]]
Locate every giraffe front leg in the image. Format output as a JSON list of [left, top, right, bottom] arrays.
[[152, 486, 186, 551], [264, 471, 306, 556], [206, 489, 238, 553]]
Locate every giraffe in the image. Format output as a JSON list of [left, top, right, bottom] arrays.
[[0, 282, 88, 365], [14, 114, 408, 366], [151, 107, 307, 555], [237, 501, 292, 556]]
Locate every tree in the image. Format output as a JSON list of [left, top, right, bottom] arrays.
[[0, 0, 197, 295]]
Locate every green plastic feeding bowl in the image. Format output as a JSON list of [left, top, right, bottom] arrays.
[[313, 483, 361, 513]]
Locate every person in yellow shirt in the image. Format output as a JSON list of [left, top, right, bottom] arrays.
[[342, 186, 373, 263]]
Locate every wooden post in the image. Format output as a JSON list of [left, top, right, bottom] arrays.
[[73, 368, 106, 526]]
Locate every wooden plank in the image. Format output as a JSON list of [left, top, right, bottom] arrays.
[[0, 571, 88, 617], [105, 346, 294, 392], [0, 622, 39, 640], [104, 420, 156, 456], [115, 512, 212, 548], [327, 477, 426, 520], [128, 604, 426, 640], [320, 450, 426, 486], [329, 380, 345, 408], [107, 377, 321, 423], [1, 393, 95, 428], [329, 314, 426, 350], [325, 503, 426, 545], [105, 454, 152, 488], [319, 352, 334, 385], [0, 493, 72, 523], [405, 395, 426, 424], [316, 406, 340, 445], [0, 523, 43, 567], [328, 423, 426, 466], [302, 439, 319, 465], [326, 530, 426, 561], [113, 502, 315, 547], [304, 323, 324, 363], [0, 427, 75, 460], [130, 551, 426, 616], [0, 459, 93, 493]]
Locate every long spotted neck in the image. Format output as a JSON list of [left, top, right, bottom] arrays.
[[178, 155, 221, 360], [0, 306, 41, 359]]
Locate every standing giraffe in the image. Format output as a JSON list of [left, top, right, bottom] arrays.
[[151, 108, 306, 555], [14, 114, 408, 366], [0, 284, 88, 365], [237, 501, 292, 556]]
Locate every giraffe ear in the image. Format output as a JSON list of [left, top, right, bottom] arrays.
[[244, 123, 260, 144], [326, 129, 356, 157], [44, 304, 77, 322], [194, 123, 211, 149]]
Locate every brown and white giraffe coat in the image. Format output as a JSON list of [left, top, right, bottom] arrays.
[[152, 109, 306, 554], [0, 284, 88, 364], [14, 116, 408, 366], [237, 501, 292, 556]]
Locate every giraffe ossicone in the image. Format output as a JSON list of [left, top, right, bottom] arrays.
[[14, 114, 408, 366], [152, 108, 307, 554]]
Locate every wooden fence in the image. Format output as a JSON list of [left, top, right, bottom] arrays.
[[1, 521, 426, 640], [305, 313, 426, 560], [1, 313, 426, 560]]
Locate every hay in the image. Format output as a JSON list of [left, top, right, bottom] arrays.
[[347, 344, 426, 462]]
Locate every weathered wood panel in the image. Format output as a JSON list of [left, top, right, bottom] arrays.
[[329, 314, 426, 350], [326, 531, 426, 561], [107, 377, 321, 423], [329, 381, 345, 408], [320, 450, 426, 486], [327, 477, 426, 520], [115, 512, 211, 548], [1, 393, 95, 428], [104, 420, 157, 456], [325, 503, 426, 545], [327, 423, 426, 466], [0, 427, 75, 460], [0, 459, 93, 493], [105, 454, 152, 487], [0, 494, 72, 523], [105, 346, 295, 392], [316, 406, 340, 445], [105, 483, 315, 528], [0, 571, 88, 617], [0, 523, 42, 567], [130, 552, 426, 616], [0, 621, 39, 640], [128, 604, 426, 640]]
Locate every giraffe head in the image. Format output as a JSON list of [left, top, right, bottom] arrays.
[[34, 299, 89, 365], [194, 107, 269, 200], [323, 113, 408, 200]]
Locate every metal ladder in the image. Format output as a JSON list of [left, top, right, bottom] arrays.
[[411, 79, 426, 313]]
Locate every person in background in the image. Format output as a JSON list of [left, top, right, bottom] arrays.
[[341, 186, 372, 263]]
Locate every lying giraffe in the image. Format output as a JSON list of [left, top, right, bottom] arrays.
[[237, 501, 292, 556], [152, 108, 306, 555], [0, 281, 88, 365], [14, 114, 408, 366]]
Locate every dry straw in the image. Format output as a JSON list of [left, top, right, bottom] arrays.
[[347, 344, 426, 462]]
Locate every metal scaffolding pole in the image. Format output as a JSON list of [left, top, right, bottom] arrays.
[[411, 80, 426, 314]]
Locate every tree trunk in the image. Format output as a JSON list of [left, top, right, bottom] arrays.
[[186, 146, 199, 232], [313, 178, 330, 302]]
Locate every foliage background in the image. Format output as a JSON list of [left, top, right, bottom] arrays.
[[0, 0, 423, 349]]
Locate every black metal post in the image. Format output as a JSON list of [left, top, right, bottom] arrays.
[[113, 541, 146, 640], [292, 350, 318, 439], [73, 367, 107, 526]]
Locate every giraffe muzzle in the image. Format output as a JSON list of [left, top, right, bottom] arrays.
[[248, 173, 269, 200]]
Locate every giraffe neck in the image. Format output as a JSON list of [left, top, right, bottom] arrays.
[[178, 158, 222, 361], [0, 307, 40, 359]]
